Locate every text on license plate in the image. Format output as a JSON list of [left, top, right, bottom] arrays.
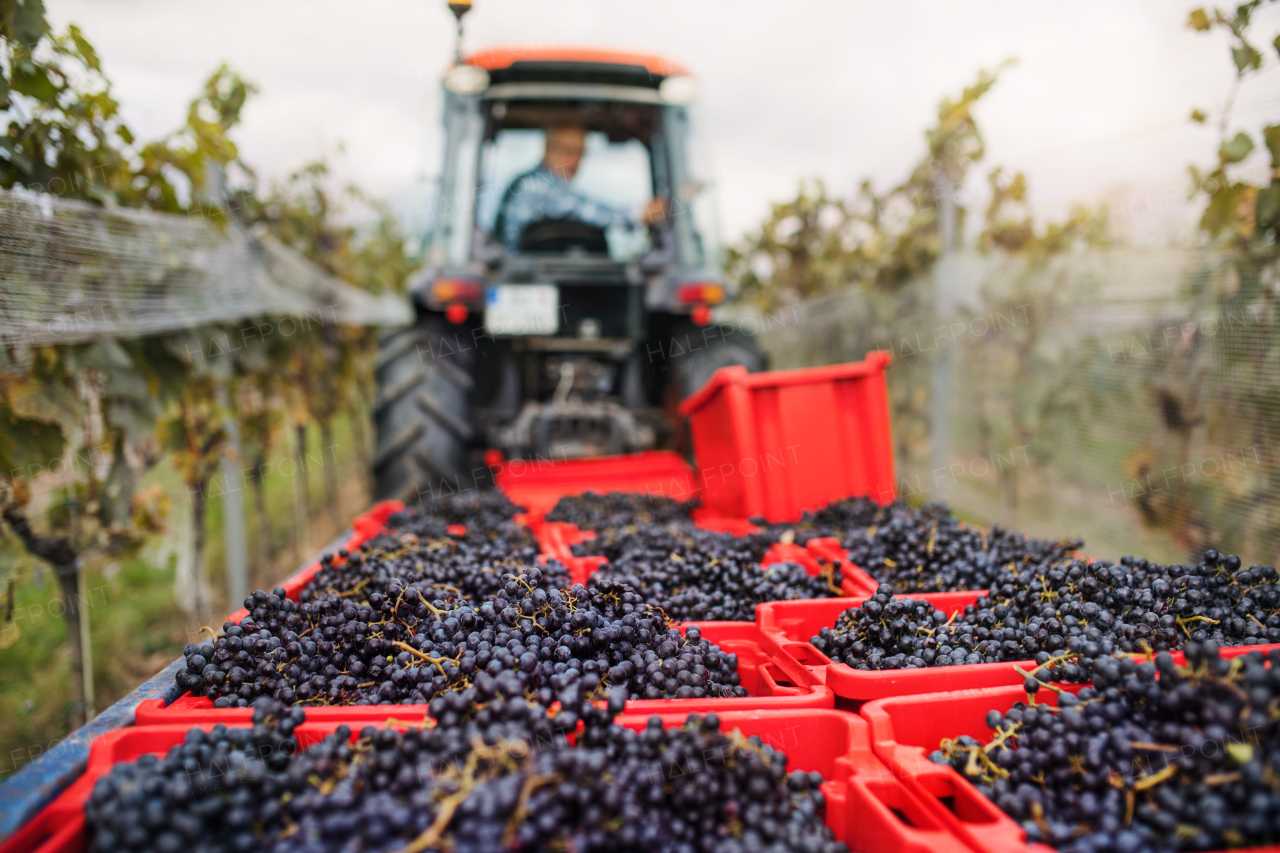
[[484, 285, 559, 335]]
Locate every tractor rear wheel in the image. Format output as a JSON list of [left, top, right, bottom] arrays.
[[372, 316, 473, 502], [670, 323, 769, 401]]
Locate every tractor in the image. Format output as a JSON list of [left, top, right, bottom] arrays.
[[373, 10, 766, 502]]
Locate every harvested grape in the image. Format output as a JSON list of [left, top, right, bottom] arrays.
[[384, 488, 535, 551], [811, 551, 1280, 674], [87, 692, 847, 852], [933, 643, 1280, 852], [547, 491, 697, 544], [177, 568, 747, 708], [593, 522, 846, 622], [776, 497, 1082, 593]]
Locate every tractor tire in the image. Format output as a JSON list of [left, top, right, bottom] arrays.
[[372, 317, 474, 503], [670, 324, 769, 401]]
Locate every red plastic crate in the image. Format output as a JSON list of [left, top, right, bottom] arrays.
[[494, 450, 698, 522], [135, 621, 834, 725], [678, 353, 897, 523], [757, 592, 1020, 706], [221, 500, 404, 625], [760, 593, 1280, 708], [529, 520, 605, 584], [861, 657, 1280, 853], [1, 711, 972, 853]]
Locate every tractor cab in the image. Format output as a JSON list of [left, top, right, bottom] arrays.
[[426, 48, 721, 296], [376, 46, 764, 502]]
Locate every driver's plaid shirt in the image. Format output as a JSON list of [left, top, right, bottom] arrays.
[[498, 165, 632, 249]]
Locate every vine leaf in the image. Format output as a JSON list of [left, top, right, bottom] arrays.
[[1219, 132, 1255, 165], [1187, 8, 1212, 30]]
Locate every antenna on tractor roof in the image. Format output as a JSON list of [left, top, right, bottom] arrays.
[[447, 0, 472, 64]]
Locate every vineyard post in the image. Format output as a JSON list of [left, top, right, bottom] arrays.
[[931, 170, 956, 493], [293, 421, 309, 561], [76, 564, 95, 721], [217, 378, 249, 612]]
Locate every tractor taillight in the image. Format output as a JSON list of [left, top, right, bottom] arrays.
[[676, 283, 725, 304], [430, 277, 484, 305], [445, 302, 469, 324]]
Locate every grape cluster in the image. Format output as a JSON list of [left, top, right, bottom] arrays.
[[811, 551, 1280, 673], [384, 489, 535, 552], [594, 523, 846, 622], [177, 567, 747, 708], [934, 644, 1280, 853], [303, 531, 565, 604], [87, 689, 846, 853], [547, 491, 698, 545], [563, 492, 1080, 598], [756, 495, 887, 544], [85, 701, 305, 853], [780, 497, 1082, 593]]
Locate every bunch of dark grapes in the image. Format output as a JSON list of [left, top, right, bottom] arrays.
[[385, 488, 534, 551], [85, 699, 303, 853], [547, 491, 697, 533], [934, 643, 1280, 853], [797, 498, 1083, 593], [587, 523, 846, 621], [564, 492, 1081, 595], [557, 513, 846, 622], [755, 495, 888, 544], [577, 519, 777, 565], [86, 687, 846, 853], [811, 551, 1280, 674], [176, 567, 746, 709], [303, 531, 565, 603]]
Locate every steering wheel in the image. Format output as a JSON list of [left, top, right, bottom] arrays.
[[517, 218, 609, 254]]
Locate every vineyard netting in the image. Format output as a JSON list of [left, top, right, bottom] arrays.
[[755, 247, 1280, 568], [0, 188, 409, 348]]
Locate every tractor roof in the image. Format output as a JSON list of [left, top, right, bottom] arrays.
[[462, 46, 689, 89]]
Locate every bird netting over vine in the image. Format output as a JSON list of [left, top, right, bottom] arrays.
[[0, 188, 411, 347], [756, 247, 1280, 569]]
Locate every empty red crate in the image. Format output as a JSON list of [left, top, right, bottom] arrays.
[[135, 621, 834, 725], [860, 651, 1280, 853], [678, 353, 897, 523], [1, 711, 971, 853], [760, 593, 1280, 708]]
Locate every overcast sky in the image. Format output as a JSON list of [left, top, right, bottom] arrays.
[[47, 0, 1280, 247]]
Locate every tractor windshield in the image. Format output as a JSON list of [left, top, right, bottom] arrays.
[[477, 127, 655, 261], [426, 91, 720, 272]]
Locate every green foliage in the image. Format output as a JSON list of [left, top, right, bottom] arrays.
[[0, 0, 128, 203], [726, 62, 1013, 310], [723, 179, 856, 311], [1, 0, 256, 216], [1185, 2, 1280, 246]]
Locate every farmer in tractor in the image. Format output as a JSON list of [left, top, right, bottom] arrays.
[[494, 124, 666, 250]]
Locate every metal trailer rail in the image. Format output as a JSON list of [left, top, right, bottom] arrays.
[[0, 530, 351, 841]]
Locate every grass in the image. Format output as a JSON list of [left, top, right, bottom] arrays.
[[0, 413, 372, 782]]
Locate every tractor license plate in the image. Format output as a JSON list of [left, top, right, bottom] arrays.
[[484, 285, 559, 335]]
